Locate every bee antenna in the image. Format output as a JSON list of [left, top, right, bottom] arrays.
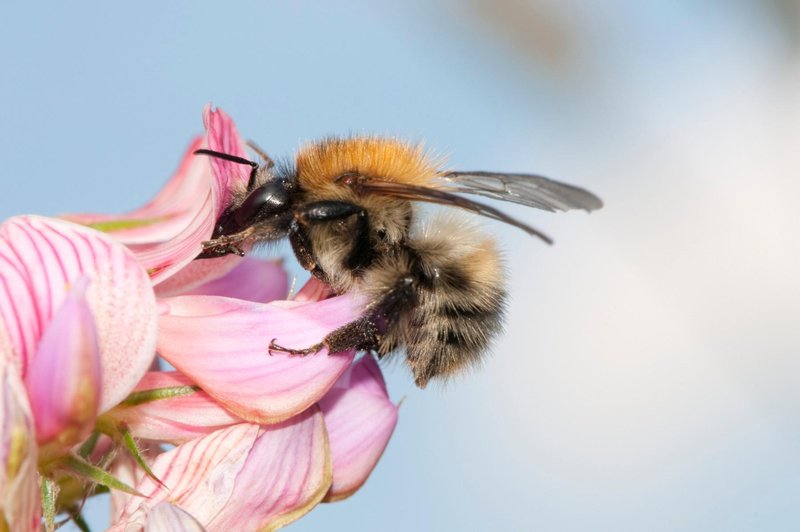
[[194, 149, 258, 169], [194, 149, 261, 191]]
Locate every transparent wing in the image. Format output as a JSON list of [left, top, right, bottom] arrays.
[[439, 171, 604, 213], [358, 180, 553, 243]]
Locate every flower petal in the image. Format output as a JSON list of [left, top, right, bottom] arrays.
[[25, 276, 101, 447], [319, 355, 398, 500], [157, 289, 364, 424], [207, 409, 330, 531], [145, 502, 207, 532], [64, 105, 254, 289], [292, 276, 335, 303], [64, 138, 230, 287], [63, 138, 211, 245], [151, 253, 244, 297], [112, 407, 330, 532], [150, 105, 254, 294], [174, 258, 289, 303], [202, 104, 252, 208], [0, 216, 157, 411], [0, 356, 40, 530], [111, 371, 241, 444]]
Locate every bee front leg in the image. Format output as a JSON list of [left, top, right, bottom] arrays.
[[293, 200, 375, 272], [288, 219, 328, 282], [196, 226, 254, 259]]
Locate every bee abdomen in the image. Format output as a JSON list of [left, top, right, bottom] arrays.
[[400, 216, 506, 386], [407, 288, 506, 388]]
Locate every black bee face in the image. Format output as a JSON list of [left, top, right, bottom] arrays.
[[230, 179, 295, 233], [197, 177, 297, 259]]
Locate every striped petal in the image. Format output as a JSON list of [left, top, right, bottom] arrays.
[[145, 502, 207, 532], [110, 371, 240, 444], [0, 216, 157, 411], [0, 356, 40, 530], [111, 407, 330, 532], [157, 288, 364, 424], [24, 276, 101, 447], [320, 355, 398, 500]]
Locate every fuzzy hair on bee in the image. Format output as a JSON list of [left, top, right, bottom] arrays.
[[195, 136, 602, 388]]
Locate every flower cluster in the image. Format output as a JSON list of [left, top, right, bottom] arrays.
[[0, 107, 399, 530]]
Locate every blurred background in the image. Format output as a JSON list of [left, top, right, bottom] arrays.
[[2, 0, 800, 530]]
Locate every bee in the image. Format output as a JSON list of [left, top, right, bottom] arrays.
[[195, 137, 602, 388]]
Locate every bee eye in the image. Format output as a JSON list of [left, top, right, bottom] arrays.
[[235, 182, 290, 225]]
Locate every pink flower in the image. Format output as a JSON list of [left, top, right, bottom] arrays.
[[0, 105, 399, 529], [0, 214, 157, 528]]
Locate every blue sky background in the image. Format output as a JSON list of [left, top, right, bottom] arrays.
[[2, 1, 800, 530]]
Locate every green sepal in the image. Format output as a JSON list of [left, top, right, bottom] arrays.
[[41, 477, 59, 532], [62, 455, 144, 497], [78, 432, 101, 460], [69, 511, 91, 532], [119, 425, 166, 488], [119, 385, 199, 407], [86, 217, 165, 233]]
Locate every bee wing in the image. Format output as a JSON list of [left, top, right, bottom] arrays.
[[358, 180, 554, 243], [439, 171, 604, 213]]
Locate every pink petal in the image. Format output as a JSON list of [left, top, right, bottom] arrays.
[[151, 253, 244, 297], [0, 216, 157, 411], [145, 502, 207, 532], [66, 138, 233, 287], [319, 355, 398, 500], [64, 105, 254, 289], [157, 290, 365, 423], [0, 357, 40, 530], [112, 408, 330, 531], [124, 143, 222, 287], [111, 371, 241, 444], [207, 409, 330, 530], [292, 276, 335, 303], [63, 138, 211, 245], [202, 104, 252, 208], [170, 257, 289, 303], [25, 276, 101, 446], [150, 105, 254, 294]]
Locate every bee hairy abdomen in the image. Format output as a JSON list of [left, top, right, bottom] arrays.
[[406, 288, 506, 388], [368, 217, 507, 388]]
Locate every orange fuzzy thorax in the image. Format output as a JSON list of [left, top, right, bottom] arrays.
[[295, 137, 442, 192]]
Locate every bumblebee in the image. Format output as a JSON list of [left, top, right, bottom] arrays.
[[195, 137, 602, 388]]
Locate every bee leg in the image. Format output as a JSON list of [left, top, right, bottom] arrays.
[[288, 219, 328, 282], [296, 201, 374, 271], [196, 241, 245, 258], [268, 339, 323, 357], [320, 317, 381, 354], [197, 226, 254, 259], [246, 140, 275, 171], [267, 318, 380, 357]]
